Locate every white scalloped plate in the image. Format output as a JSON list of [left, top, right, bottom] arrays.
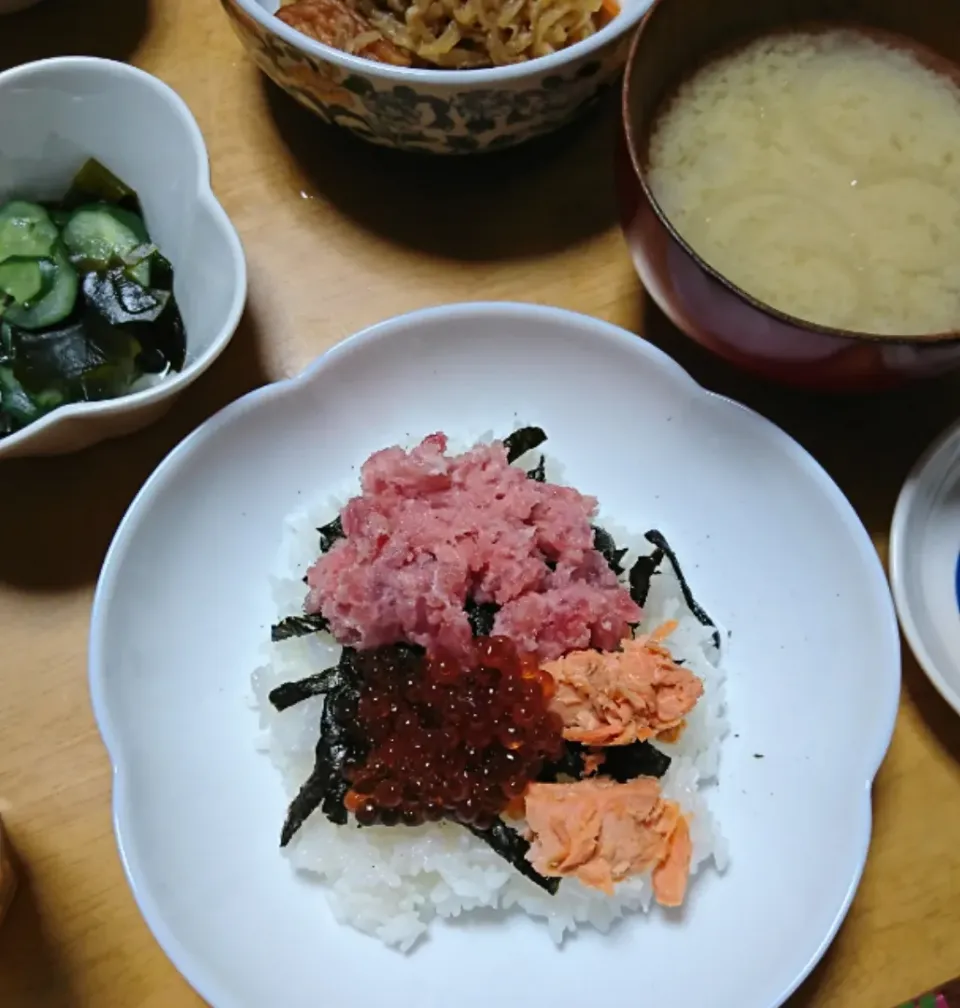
[[89, 303, 899, 1008]]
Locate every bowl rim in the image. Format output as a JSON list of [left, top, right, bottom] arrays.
[[889, 415, 960, 718], [0, 56, 248, 459], [620, 4, 960, 347], [226, 0, 653, 86]]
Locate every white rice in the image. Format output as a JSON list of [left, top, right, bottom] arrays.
[[250, 447, 729, 951]]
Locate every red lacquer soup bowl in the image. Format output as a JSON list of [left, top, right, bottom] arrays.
[[617, 0, 960, 392]]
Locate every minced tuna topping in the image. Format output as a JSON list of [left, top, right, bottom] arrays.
[[305, 432, 641, 661]]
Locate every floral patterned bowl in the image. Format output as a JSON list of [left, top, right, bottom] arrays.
[[618, 0, 960, 392], [221, 0, 653, 153]]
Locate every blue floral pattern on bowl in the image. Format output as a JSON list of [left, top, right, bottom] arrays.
[[222, 0, 632, 153]]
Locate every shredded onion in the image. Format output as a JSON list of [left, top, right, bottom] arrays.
[[279, 0, 615, 68]]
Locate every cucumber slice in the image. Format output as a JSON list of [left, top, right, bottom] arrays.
[[62, 205, 151, 284], [120, 243, 156, 286], [98, 205, 149, 243], [0, 258, 42, 305], [0, 201, 58, 263], [3, 247, 78, 331]]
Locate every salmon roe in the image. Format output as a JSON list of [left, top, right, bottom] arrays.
[[342, 636, 564, 830]]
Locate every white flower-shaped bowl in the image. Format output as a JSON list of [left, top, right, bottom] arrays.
[[89, 303, 900, 1008], [0, 57, 247, 460]]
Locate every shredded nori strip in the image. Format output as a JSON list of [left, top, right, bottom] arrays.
[[600, 741, 671, 782], [643, 530, 720, 649], [539, 740, 671, 784], [467, 820, 560, 894], [271, 612, 330, 642], [269, 666, 341, 712], [336, 646, 360, 685], [326, 684, 359, 727], [318, 515, 344, 553], [280, 740, 334, 846], [465, 597, 499, 637], [325, 650, 361, 708], [527, 455, 546, 482], [628, 547, 665, 608], [593, 525, 628, 576], [279, 648, 364, 845], [503, 425, 547, 463], [538, 742, 586, 782], [321, 776, 350, 826]]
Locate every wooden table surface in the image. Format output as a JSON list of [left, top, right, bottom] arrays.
[[2, 0, 960, 1005]]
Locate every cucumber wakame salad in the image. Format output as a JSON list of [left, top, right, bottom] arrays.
[[0, 159, 186, 438]]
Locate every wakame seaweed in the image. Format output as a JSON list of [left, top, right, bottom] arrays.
[[318, 515, 344, 553], [465, 596, 499, 637], [271, 612, 330, 642], [82, 268, 186, 373], [503, 425, 547, 463], [62, 158, 143, 215], [527, 455, 546, 482], [268, 666, 340, 711], [593, 525, 628, 576], [643, 530, 720, 648], [467, 820, 560, 895]]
